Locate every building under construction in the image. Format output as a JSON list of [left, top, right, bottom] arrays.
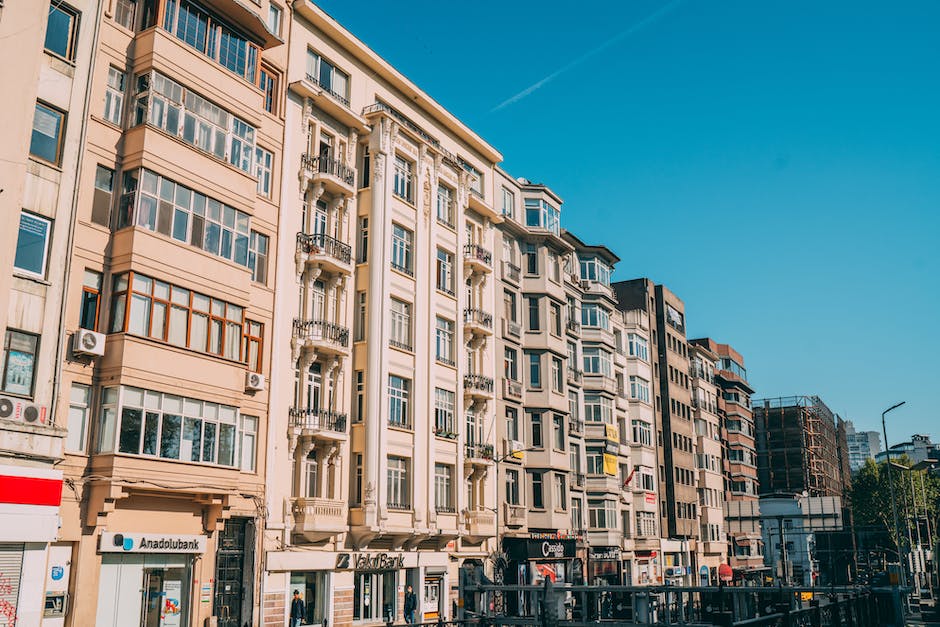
[[753, 395, 851, 497]]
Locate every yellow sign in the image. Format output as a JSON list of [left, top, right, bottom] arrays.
[[603, 454, 618, 476], [605, 424, 619, 442], [800, 592, 814, 602]]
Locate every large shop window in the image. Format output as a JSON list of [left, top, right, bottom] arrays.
[[97, 385, 245, 467], [162, 0, 259, 82], [116, 168, 268, 279], [354, 570, 397, 622], [290, 571, 328, 626], [133, 71, 258, 176], [109, 271, 263, 364]]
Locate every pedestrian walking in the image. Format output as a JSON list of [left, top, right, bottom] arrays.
[[404, 584, 417, 624], [290, 589, 306, 627]]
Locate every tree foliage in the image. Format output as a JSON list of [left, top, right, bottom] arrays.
[[848, 456, 940, 551]]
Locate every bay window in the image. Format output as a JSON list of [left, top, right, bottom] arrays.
[[163, 0, 259, 82], [579, 256, 611, 285]]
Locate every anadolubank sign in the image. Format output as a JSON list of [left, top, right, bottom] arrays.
[[99, 532, 207, 554]]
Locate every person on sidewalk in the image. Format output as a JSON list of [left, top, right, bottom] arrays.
[[290, 589, 306, 627], [404, 584, 417, 624]]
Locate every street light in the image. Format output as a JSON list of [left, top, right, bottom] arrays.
[[881, 401, 907, 592]]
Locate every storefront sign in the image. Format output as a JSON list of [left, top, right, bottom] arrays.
[[336, 552, 405, 571], [99, 532, 207, 554], [588, 546, 621, 561], [504, 538, 576, 560], [645, 492, 656, 504]]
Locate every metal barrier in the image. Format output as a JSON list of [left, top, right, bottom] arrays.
[[459, 581, 898, 627]]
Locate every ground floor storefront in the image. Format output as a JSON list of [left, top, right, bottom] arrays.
[[264, 550, 455, 627]]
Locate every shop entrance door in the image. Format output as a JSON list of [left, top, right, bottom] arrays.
[[214, 517, 254, 627], [141, 568, 185, 627]]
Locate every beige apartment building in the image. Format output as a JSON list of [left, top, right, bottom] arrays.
[[1, 0, 286, 625], [263, 4, 503, 626]]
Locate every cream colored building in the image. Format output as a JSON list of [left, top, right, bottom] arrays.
[[263, 4, 503, 626]]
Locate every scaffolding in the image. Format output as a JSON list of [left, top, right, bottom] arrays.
[[754, 395, 847, 497]]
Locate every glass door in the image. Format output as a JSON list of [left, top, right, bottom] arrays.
[[141, 568, 185, 627]]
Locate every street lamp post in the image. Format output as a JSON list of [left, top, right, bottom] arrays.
[[881, 400, 908, 626]]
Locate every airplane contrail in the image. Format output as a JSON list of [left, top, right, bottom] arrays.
[[491, 0, 683, 112]]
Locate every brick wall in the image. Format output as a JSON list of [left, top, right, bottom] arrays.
[[334, 588, 354, 627], [263, 590, 285, 627]]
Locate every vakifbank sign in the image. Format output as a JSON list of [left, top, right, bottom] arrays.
[[99, 532, 207, 554]]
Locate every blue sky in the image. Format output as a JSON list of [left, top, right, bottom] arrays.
[[318, 1, 940, 442]]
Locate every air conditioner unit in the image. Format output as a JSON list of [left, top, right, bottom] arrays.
[[0, 394, 48, 425], [72, 329, 106, 357], [245, 371, 266, 392]]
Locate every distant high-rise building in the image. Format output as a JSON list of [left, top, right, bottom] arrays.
[[844, 420, 882, 471]]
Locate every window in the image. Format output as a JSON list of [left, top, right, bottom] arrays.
[[571, 498, 583, 531], [249, 231, 269, 283], [104, 67, 126, 126], [389, 298, 411, 350], [579, 256, 611, 285], [629, 376, 650, 403], [501, 187, 515, 218], [505, 407, 519, 441], [110, 272, 245, 361], [632, 419, 652, 446], [506, 469, 520, 505], [391, 223, 413, 275], [92, 165, 114, 227], [628, 333, 649, 361], [30, 102, 65, 165], [636, 511, 657, 537], [436, 184, 454, 227], [530, 411, 543, 448], [568, 391, 580, 422], [163, 0, 259, 82], [98, 385, 239, 465], [64, 383, 91, 452], [584, 393, 613, 424], [548, 251, 561, 283], [255, 146, 273, 196], [239, 414, 257, 471], [387, 456, 409, 509], [531, 471, 544, 509], [552, 357, 563, 392], [434, 464, 454, 512], [133, 71, 257, 173], [434, 388, 455, 436], [244, 320, 263, 373], [583, 347, 612, 377], [393, 155, 413, 202], [267, 3, 282, 35], [503, 348, 518, 381], [436, 248, 454, 294], [353, 371, 365, 423], [388, 375, 410, 429], [589, 499, 617, 529], [79, 270, 102, 330], [503, 290, 517, 323], [587, 448, 604, 474], [435, 317, 454, 365], [526, 296, 540, 331], [305, 49, 350, 104], [552, 414, 565, 450], [114, 0, 137, 29], [527, 353, 541, 389], [550, 302, 562, 336], [524, 244, 538, 275], [581, 304, 610, 329], [45, 2, 79, 60], [14, 212, 52, 278], [524, 198, 560, 234], [554, 474, 567, 510], [356, 216, 369, 264], [354, 292, 366, 342]]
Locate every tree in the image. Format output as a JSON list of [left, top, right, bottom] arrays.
[[848, 456, 940, 555]]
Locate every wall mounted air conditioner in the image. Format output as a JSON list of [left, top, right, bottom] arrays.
[[0, 394, 48, 425], [245, 371, 266, 392], [72, 329, 106, 357]]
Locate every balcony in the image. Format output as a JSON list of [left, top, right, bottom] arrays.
[[502, 378, 523, 401], [289, 408, 348, 441], [504, 503, 527, 528], [300, 153, 356, 196], [567, 367, 583, 386], [565, 318, 581, 336], [292, 318, 350, 357], [291, 496, 347, 542], [295, 232, 352, 276], [463, 374, 494, 400], [502, 319, 522, 340], [502, 261, 521, 285], [465, 442, 495, 466], [464, 508, 496, 543], [572, 472, 587, 490], [287, 59, 369, 132], [568, 418, 584, 436], [463, 244, 492, 274], [463, 308, 493, 338]]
